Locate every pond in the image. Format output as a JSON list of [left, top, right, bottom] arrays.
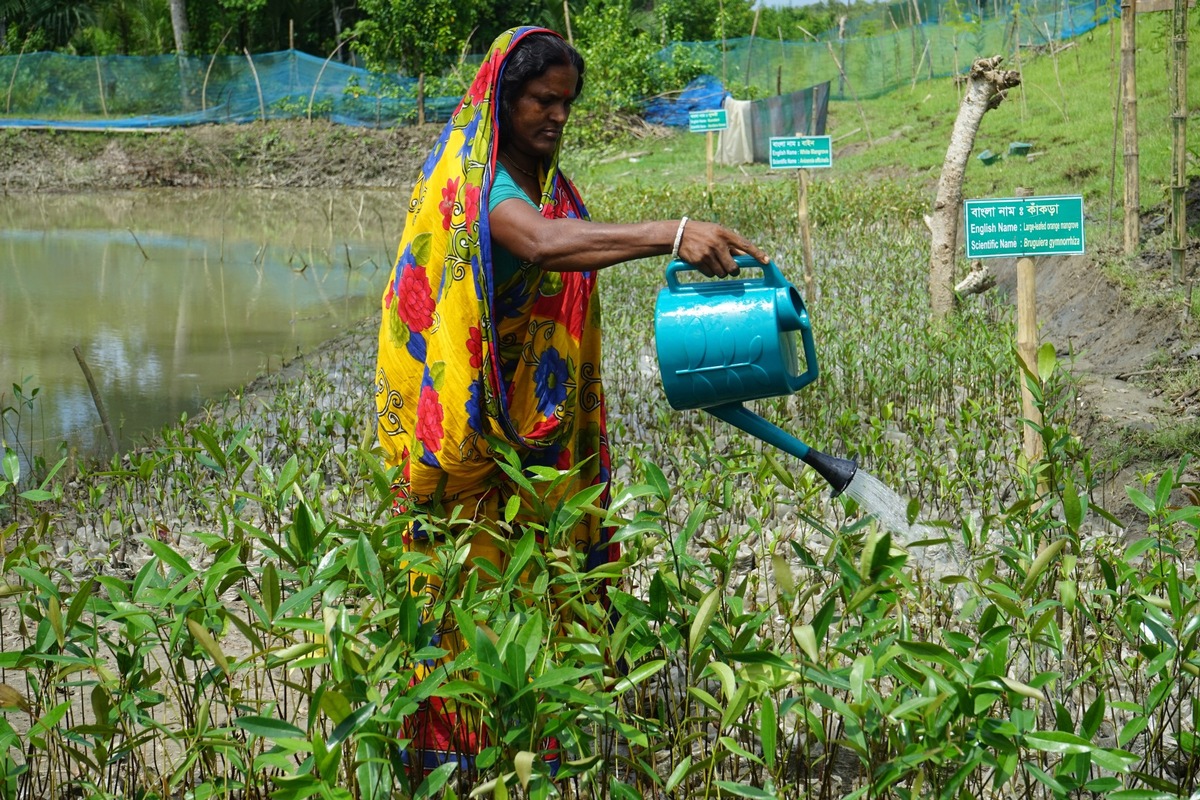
[[0, 189, 408, 466]]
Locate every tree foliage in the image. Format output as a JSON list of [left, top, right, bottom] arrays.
[[351, 0, 472, 80]]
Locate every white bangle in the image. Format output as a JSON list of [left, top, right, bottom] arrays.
[[670, 216, 689, 261]]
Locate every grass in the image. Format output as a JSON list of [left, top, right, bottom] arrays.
[[569, 15, 1199, 240]]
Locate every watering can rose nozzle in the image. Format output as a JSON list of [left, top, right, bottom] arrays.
[[800, 448, 858, 497]]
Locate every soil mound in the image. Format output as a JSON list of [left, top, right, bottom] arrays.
[[1, 120, 440, 191]]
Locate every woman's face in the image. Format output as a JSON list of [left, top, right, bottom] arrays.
[[506, 64, 579, 160]]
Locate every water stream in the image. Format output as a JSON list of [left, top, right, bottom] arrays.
[[843, 468, 966, 576]]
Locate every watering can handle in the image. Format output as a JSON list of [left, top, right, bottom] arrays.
[[665, 255, 788, 290]]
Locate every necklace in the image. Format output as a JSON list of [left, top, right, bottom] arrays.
[[500, 151, 538, 179]]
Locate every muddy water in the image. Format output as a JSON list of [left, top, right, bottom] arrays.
[[0, 189, 408, 461]]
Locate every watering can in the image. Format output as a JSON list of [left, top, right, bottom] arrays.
[[654, 255, 858, 496]]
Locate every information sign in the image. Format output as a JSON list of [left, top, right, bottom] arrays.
[[769, 136, 833, 169], [688, 109, 728, 133], [964, 195, 1085, 258]]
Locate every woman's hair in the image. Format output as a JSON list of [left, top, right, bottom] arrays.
[[498, 32, 585, 131]]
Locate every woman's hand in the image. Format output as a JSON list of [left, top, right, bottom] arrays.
[[675, 220, 769, 278]]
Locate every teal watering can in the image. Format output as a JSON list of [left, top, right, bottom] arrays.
[[654, 255, 857, 496]]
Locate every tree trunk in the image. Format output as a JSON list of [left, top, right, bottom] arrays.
[[928, 55, 1021, 320], [563, 0, 574, 44], [169, 0, 192, 111], [1121, 0, 1139, 255], [332, 3, 346, 62], [169, 0, 189, 55], [1169, 0, 1189, 289]]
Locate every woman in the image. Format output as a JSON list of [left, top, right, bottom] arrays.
[[374, 26, 765, 773]]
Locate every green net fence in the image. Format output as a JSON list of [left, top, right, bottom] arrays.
[[0, 0, 1117, 129], [669, 0, 1117, 100]]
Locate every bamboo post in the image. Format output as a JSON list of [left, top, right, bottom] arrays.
[[1169, 0, 1189, 294], [73, 345, 120, 457], [1017, 255, 1042, 464], [1014, 187, 1042, 467], [706, 131, 714, 190], [95, 56, 108, 118], [798, 169, 815, 301], [244, 48, 267, 123], [1120, 0, 1139, 255], [202, 27, 234, 113]]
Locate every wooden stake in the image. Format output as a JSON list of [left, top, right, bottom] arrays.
[[1121, 0, 1139, 255], [798, 169, 815, 301], [73, 345, 120, 457], [706, 130, 714, 190], [1016, 255, 1043, 465]]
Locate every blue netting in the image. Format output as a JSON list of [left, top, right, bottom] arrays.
[[0, 50, 462, 128], [643, 75, 728, 127], [0, 0, 1120, 129]]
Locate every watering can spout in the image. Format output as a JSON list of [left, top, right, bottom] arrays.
[[800, 448, 858, 498], [707, 403, 858, 497]]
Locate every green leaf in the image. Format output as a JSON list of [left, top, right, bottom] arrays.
[[614, 659, 666, 694], [1021, 538, 1066, 597], [793, 624, 818, 661], [142, 537, 194, 577], [714, 781, 777, 799], [1023, 761, 1069, 795], [1126, 486, 1156, 517], [504, 493, 521, 523], [896, 641, 962, 673], [235, 715, 305, 741], [187, 619, 230, 675], [1036, 342, 1057, 383], [690, 586, 721, 654], [665, 755, 693, 794], [514, 751, 535, 790], [1062, 473, 1083, 532], [2, 451, 18, 484], [356, 533, 384, 599], [1025, 730, 1093, 754], [760, 695, 777, 770], [1088, 746, 1138, 772], [1118, 715, 1149, 748], [771, 553, 795, 597], [64, 578, 95, 632], [643, 460, 670, 503]]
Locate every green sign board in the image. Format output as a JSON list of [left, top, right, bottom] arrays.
[[964, 195, 1085, 258], [688, 109, 728, 133], [769, 136, 833, 169]]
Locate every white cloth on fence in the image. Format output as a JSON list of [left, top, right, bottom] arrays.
[[715, 97, 754, 165]]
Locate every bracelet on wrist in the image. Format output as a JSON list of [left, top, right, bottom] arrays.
[[670, 216, 689, 261]]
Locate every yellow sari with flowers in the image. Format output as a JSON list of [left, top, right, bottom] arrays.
[[374, 27, 615, 773]]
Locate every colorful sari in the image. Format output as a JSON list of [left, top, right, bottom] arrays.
[[374, 26, 616, 772]]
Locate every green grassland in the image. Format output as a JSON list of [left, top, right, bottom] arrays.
[[569, 14, 1198, 232]]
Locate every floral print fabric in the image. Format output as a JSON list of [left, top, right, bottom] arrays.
[[374, 26, 612, 555]]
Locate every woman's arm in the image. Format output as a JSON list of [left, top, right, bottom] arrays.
[[489, 197, 767, 277]]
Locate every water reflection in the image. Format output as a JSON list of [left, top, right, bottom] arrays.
[[0, 189, 407, 461]]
